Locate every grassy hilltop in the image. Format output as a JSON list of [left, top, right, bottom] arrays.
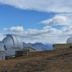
[[0, 49, 72, 72]]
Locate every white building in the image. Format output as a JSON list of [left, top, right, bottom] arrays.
[[0, 34, 36, 60], [3, 34, 24, 57]]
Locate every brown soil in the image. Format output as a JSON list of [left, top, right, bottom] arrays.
[[0, 50, 72, 72]]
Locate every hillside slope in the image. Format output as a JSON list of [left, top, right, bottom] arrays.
[[0, 50, 72, 72]]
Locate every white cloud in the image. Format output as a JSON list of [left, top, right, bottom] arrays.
[[41, 15, 69, 25], [4, 25, 67, 43], [40, 14, 72, 35], [0, 0, 72, 12], [38, 14, 72, 43], [4, 24, 72, 43], [4, 26, 24, 33]]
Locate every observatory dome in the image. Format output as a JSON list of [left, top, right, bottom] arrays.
[[67, 37, 72, 44], [2, 34, 25, 56], [3, 34, 24, 50]]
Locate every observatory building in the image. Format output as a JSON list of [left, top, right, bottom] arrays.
[[53, 36, 72, 53], [3, 34, 25, 57], [67, 37, 72, 44], [0, 34, 36, 60]]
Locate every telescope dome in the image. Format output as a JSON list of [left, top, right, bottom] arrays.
[[2, 34, 25, 56], [67, 37, 72, 44], [3, 34, 24, 50]]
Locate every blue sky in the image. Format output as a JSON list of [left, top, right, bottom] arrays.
[[0, 0, 72, 43], [0, 4, 55, 31]]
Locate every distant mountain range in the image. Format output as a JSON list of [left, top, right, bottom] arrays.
[[23, 42, 53, 51]]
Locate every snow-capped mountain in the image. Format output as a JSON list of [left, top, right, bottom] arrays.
[[23, 42, 53, 51]]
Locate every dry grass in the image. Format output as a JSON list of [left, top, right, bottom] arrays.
[[0, 50, 72, 72]]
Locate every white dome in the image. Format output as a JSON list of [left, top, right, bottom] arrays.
[[3, 34, 24, 49], [2, 34, 25, 56], [67, 37, 72, 44]]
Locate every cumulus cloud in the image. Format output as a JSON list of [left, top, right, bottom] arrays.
[[4, 26, 24, 33], [40, 14, 72, 33], [0, 0, 72, 13], [41, 15, 69, 25], [3, 25, 67, 43], [38, 14, 72, 43]]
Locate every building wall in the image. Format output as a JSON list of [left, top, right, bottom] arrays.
[[0, 52, 5, 60], [15, 48, 36, 57], [3, 35, 24, 56], [53, 44, 72, 50], [53, 44, 72, 54], [23, 47, 36, 52]]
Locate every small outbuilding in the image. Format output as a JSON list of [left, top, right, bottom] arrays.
[[15, 47, 36, 57], [53, 43, 72, 54], [53, 44, 72, 50]]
